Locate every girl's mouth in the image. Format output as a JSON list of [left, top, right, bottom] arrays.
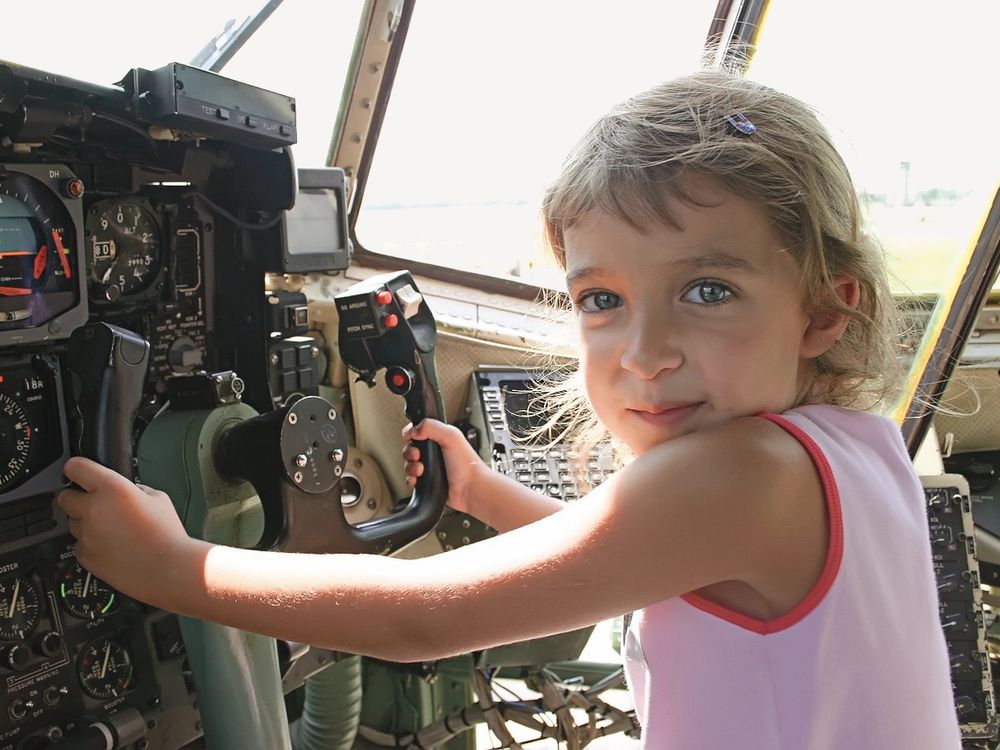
[[627, 402, 703, 428]]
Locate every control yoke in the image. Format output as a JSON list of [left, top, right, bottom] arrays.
[[215, 271, 448, 554], [66, 322, 150, 477], [335, 270, 449, 551]]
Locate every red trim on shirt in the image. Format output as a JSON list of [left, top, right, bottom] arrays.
[[680, 412, 845, 635]]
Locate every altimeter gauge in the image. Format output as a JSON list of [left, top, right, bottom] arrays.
[[86, 200, 162, 301]]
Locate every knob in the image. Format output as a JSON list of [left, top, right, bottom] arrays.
[[61, 178, 85, 199], [5, 644, 30, 671], [34, 631, 62, 659]]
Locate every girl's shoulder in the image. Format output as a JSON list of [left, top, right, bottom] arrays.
[[673, 405, 903, 492], [624, 414, 827, 522], [606, 416, 830, 601], [661, 412, 825, 471]]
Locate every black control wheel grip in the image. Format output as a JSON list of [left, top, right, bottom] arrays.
[[67, 323, 150, 477], [331, 271, 450, 554]]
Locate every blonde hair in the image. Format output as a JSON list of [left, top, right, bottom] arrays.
[[537, 70, 903, 459]]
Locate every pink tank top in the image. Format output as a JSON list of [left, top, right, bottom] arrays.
[[623, 404, 961, 749]]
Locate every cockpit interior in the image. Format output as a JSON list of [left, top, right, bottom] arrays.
[[0, 0, 999, 748]]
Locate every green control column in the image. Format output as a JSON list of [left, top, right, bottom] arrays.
[[138, 404, 292, 750]]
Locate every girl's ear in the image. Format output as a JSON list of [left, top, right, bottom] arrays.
[[800, 275, 860, 358]]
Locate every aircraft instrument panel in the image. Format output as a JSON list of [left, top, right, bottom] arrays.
[[0, 58, 342, 749]]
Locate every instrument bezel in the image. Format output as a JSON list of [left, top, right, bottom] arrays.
[[0, 164, 88, 344]]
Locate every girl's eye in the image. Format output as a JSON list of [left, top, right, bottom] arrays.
[[576, 291, 622, 313], [681, 281, 733, 305]]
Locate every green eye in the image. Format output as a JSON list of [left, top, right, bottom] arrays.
[[682, 282, 732, 305]]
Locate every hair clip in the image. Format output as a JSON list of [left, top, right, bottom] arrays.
[[724, 113, 756, 136]]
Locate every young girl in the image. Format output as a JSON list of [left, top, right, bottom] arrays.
[[58, 70, 961, 748]]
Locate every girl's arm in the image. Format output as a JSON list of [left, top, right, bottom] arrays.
[[58, 416, 826, 663], [403, 418, 565, 531], [458, 467, 566, 531]]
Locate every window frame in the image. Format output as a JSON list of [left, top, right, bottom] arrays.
[[335, 0, 741, 301]]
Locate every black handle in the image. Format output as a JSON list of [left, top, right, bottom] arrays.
[[335, 271, 449, 554], [67, 323, 150, 477]]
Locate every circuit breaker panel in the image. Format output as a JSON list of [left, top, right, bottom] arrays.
[[924, 474, 999, 744]]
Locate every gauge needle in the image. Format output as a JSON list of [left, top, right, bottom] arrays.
[[52, 229, 72, 279], [84, 571, 93, 596], [33, 244, 47, 280], [8, 578, 19, 619], [100, 642, 111, 678]]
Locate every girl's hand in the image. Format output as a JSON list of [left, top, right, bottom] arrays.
[[402, 419, 486, 516], [56, 457, 191, 605]]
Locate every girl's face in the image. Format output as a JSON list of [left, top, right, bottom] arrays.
[[563, 182, 830, 456]]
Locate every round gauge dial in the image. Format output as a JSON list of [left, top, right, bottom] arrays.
[[77, 638, 133, 700], [86, 201, 162, 299], [0, 172, 77, 318], [0, 393, 33, 492], [0, 574, 42, 640], [57, 560, 117, 620]]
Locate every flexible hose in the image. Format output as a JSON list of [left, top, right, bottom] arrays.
[[292, 655, 363, 750]]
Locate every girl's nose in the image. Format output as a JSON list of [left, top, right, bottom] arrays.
[[619, 317, 683, 379]]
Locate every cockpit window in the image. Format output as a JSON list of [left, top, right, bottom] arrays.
[[748, 0, 1000, 297], [358, 0, 1000, 306], [355, 1, 720, 288], [213, 2, 365, 167], [4, 2, 258, 84], [4, 0, 363, 169]]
